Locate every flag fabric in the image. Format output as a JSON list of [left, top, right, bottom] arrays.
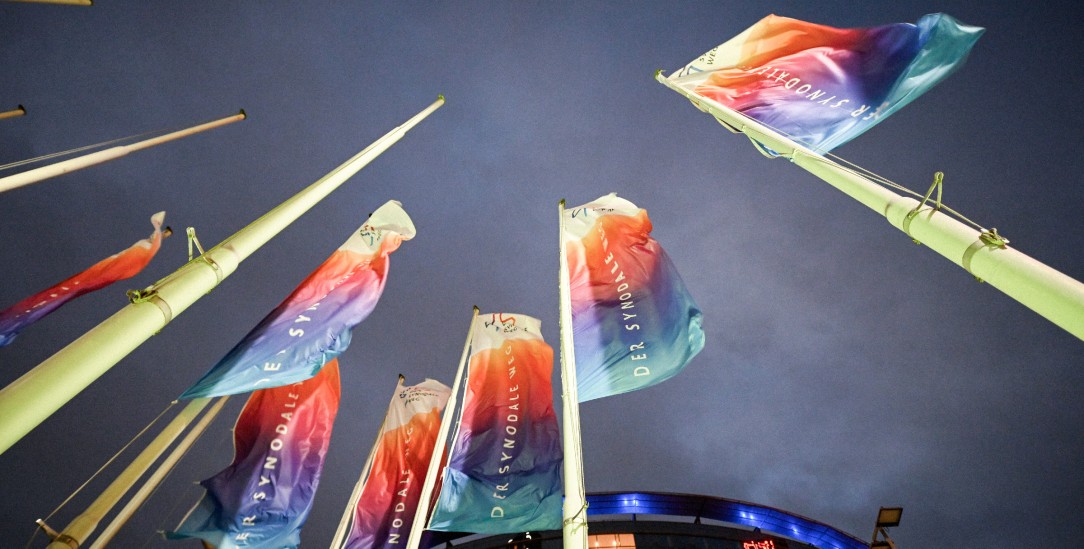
[[343, 379, 451, 549], [428, 313, 562, 534], [563, 194, 704, 402], [180, 201, 415, 398], [0, 211, 166, 347], [167, 359, 342, 549], [666, 13, 983, 153]]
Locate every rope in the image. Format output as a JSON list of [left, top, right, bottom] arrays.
[[721, 108, 992, 234], [0, 127, 164, 172], [24, 401, 178, 549]]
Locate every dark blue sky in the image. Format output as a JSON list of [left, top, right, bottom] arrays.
[[1, 1, 1082, 547]]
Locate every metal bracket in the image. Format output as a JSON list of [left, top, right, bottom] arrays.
[[907, 172, 944, 218], [979, 227, 1010, 248], [187, 227, 221, 274]]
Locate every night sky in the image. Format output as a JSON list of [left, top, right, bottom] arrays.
[[2, 2, 1082, 547]]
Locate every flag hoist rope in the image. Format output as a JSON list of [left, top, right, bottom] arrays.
[[657, 73, 1084, 341], [0, 97, 445, 457], [329, 375, 404, 549], [405, 306, 479, 549], [558, 200, 589, 549], [0, 111, 246, 194]]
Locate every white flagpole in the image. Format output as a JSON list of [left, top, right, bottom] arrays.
[[0, 97, 445, 456], [34, 398, 214, 549], [84, 396, 230, 549], [558, 200, 588, 548], [658, 73, 1084, 341], [405, 306, 478, 549], [0, 105, 26, 120], [0, 111, 245, 194], [329, 375, 404, 549]]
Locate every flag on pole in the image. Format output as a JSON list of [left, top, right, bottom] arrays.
[[563, 194, 704, 402], [167, 359, 342, 549], [180, 201, 415, 398], [428, 313, 562, 534], [342, 379, 451, 549], [664, 13, 983, 153], [0, 211, 167, 348]]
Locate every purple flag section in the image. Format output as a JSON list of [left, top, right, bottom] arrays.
[[0, 212, 166, 348], [343, 379, 451, 549], [166, 360, 341, 549], [180, 201, 415, 398], [428, 313, 562, 534]]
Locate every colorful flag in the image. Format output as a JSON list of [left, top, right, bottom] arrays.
[[563, 194, 704, 402], [428, 313, 562, 534], [167, 359, 342, 549], [343, 379, 451, 549], [180, 201, 415, 398], [665, 13, 983, 153], [0, 211, 167, 347]]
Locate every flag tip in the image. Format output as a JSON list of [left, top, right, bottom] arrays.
[[238, 108, 247, 119], [437, 94, 446, 103], [399, 373, 406, 382], [654, 69, 663, 77], [17, 105, 26, 114], [559, 198, 566, 207], [473, 305, 480, 313]]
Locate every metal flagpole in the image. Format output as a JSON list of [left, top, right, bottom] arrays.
[[405, 306, 479, 549], [557, 200, 588, 548], [0, 105, 26, 120], [0, 97, 445, 456], [3, 0, 93, 5], [657, 73, 1084, 341], [34, 398, 214, 548], [84, 396, 230, 549], [0, 111, 245, 194], [329, 375, 403, 549]]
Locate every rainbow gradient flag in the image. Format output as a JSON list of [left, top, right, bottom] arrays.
[[0, 211, 167, 347], [167, 359, 341, 549], [180, 201, 415, 398], [343, 378, 451, 549], [665, 13, 983, 153], [563, 194, 704, 402], [428, 313, 562, 534]]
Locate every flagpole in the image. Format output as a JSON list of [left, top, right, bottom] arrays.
[[84, 396, 229, 549], [0, 111, 245, 194], [3, 0, 93, 5], [558, 200, 589, 548], [0, 105, 26, 120], [329, 375, 403, 549], [0, 97, 445, 456], [405, 306, 478, 549], [35, 398, 214, 549], [657, 73, 1084, 341]]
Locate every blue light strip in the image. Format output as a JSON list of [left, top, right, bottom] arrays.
[[585, 492, 869, 549]]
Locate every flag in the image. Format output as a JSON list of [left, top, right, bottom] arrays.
[[665, 13, 983, 153], [180, 201, 415, 398], [0, 211, 166, 347], [428, 313, 562, 534], [563, 194, 704, 402], [343, 379, 451, 549], [167, 359, 341, 549]]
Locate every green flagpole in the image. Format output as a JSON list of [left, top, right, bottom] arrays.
[[0, 97, 444, 456], [657, 73, 1084, 341]]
